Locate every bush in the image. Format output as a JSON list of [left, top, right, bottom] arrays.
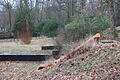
[[33, 20, 60, 37], [32, 23, 44, 37], [65, 13, 110, 42], [89, 15, 110, 34], [13, 2, 34, 44], [65, 17, 83, 41], [65, 17, 80, 30], [111, 26, 118, 37]]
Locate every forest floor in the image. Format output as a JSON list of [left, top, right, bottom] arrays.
[[0, 39, 120, 80]]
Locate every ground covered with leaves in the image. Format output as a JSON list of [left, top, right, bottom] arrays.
[[0, 41, 120, 80]]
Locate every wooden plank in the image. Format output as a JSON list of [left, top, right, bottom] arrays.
[[41, 46, 60, 50], [0, 55, 52, 61]]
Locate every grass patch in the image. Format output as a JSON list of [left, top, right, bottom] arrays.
[[0, 38, 55, 53]]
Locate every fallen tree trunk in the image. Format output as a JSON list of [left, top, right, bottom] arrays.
[[37, 33, 100, 70]]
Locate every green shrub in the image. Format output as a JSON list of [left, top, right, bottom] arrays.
[[65, 16, 83, 41], [65, 17, 80, 30], [111, 26, 118, 37], [42, 20, 58, 37], [89, 15, 109, 34], [32, 23, 44, 37], [65, 13, 110, 42], [33, 20, 59, 37]]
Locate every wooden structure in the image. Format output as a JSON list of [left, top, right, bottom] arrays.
[[0, 32, 12, 39], [41, 46, 61, 59]]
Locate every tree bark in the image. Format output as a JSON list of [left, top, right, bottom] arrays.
[[108, 0, 115, 27], [89, 0, 94, 14], [99, 0, 104, 15], [115, 0, 120, 26], [35, 0, 39, 24]]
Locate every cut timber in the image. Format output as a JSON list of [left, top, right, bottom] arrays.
[[37, 33, 101, 70]]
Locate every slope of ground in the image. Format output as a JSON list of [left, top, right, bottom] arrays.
[[38, 41, 120, 80], [0, 41, 120, 80], [101, 27, 120, 41]]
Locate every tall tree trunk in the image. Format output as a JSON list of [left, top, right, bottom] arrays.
[[99, 0, 104, 15], [66, 0, 71, 23], [5, 3, 12, 33], [108, 0, 115, 27], [8, 9, 12, 31], [81, 0, 86, 10], [89, 0, 94, 14], [115, 0, 120, 26], [35, 0, 39, 24], [66, 0, 76, 23], [71, 0, 74, 16]]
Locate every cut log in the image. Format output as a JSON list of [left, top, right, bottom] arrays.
[[37, 33, 101, 70]]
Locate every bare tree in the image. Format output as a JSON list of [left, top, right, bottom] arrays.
[[99, 0, 104, 15], [89, 0, 94, 14], [115, 0, 120, 26], [0, 0, 15, 32], [108, 0, 115, 27], [80, 0, 86, 10]]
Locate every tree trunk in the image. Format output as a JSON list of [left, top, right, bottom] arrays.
[[66, 0, 71, 23], [89, 0, 94, 14], [81, 0, 86, 10], [8, 9, 12, 31], [108, 0, 115, 27], [99, 0, 104, 15], [35, 0, 39, 24], [115, 0, 120, 26]]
